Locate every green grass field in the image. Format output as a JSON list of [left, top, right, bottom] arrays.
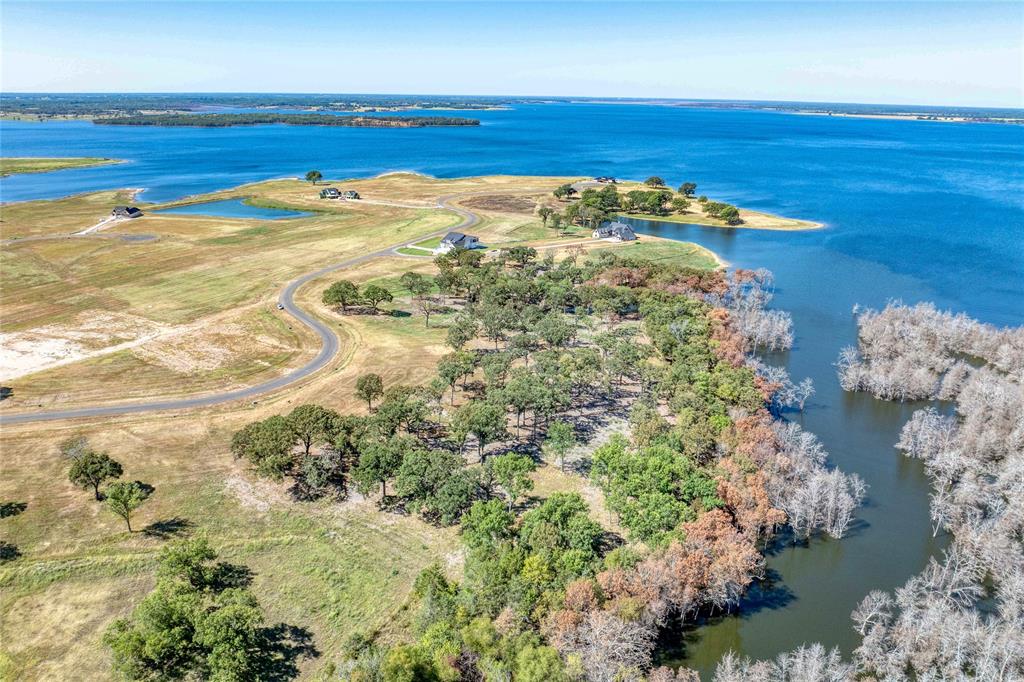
[[0, 157, 121, 177], [396, 246, 433, 257], [412, 236, 443, 249], [590, 238, 721, 269]]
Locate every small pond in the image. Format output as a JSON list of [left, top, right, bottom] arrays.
[[156, 198, 310, 220]]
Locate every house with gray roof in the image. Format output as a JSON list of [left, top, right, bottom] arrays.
[[111, 206, 143, 219], [593, 221, 636, 241], [434, 231, 482, 254]]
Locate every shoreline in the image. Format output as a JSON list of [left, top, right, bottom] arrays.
[[624, 208, 822, 231]]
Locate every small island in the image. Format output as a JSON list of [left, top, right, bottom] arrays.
[[0, 157, 121, 177], [93, 113, 480, 128]]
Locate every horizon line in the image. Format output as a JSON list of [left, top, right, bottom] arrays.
[[3, 91, 1022, 112]]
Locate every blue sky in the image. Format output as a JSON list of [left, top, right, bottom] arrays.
[[2, 1, 1021, 107]]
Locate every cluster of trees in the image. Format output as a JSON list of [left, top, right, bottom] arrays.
[[322, 278, 395, 314], [701, 200, 741, 225], [709, 268, 794, 353], [825, 302, 1024, 679], [63, 437, 152, 532], [104, 537, 289, 680], [317, 247, 861, 679], [548, 179, 743, 226], [837, 300, 1024, 401]]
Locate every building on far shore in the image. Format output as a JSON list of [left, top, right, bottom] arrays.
[[593, 221, 636, 241], [595, 176, 618, 184], [434, 232, 482, 254], [111, 206, 143, 219], [319, 187, 341, 199]]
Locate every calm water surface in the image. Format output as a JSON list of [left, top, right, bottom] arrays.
[[1, 103, 1021, 676], [156, 198, 310, 220]]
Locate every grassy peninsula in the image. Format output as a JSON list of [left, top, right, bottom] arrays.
[[93, 113, 480, 128], [0, 157, 121, 177]]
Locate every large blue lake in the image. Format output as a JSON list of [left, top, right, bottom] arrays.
[[1, 103, 1021, 676]]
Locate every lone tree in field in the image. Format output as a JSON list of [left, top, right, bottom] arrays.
[[679, 182, 697, 196], [105, 481, 151, 532], [68, 451, 123, 500], [644, 176, 665, 187], [362, 284, 394, 313], [323, 279, 361, 313], [537, 205, 555, 227], [356, 373, 384, 410], [305, 170, 323, 185]]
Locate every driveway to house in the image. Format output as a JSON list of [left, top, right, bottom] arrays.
[[0, 195, 481, 425]]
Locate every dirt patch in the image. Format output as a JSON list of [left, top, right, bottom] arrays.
[[0, 312, 168, 381], [224, 473, 290, 512], [460, 194, 539, 214], [131, 322, 294, 374]]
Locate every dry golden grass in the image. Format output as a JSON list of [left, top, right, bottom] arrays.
[[0, 189, 141, 238]]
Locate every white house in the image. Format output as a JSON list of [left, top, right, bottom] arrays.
[[434, 232, 482, 254]]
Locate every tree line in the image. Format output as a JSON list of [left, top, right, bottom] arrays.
[[94, 113, 481, 128]]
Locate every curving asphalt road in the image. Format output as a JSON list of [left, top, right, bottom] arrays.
[[0, 196, 480, 425]]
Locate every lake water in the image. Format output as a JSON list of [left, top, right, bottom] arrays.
[[1, 103, 1021, 676], [155, 198, 310, 220]]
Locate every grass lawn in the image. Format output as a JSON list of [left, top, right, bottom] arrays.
[[396, 246, 433, 257], [412, 236, 443, 249], [588, 237, 722, 269], [0, 157, 121, 177]]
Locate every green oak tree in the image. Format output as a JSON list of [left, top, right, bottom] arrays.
[[230, 416, 295, 480], [543, 420, 577, 472], [68, 450, 123, 500], [322, 279, 361, 313], [362, 284, 393, 313], [355, 373, 385, 410], [286, 404, 340, 455], [489, 453, 536, 511], [105, 480, 151, 532]]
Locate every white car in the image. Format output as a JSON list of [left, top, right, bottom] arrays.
[[276, 303, 285, 310]]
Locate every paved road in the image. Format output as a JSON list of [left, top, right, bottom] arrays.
[[0, 196, 480, 425]]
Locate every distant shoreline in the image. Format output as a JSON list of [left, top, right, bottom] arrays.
[[576, 99, 1024, 125], [0, 157, 123, 177], [92, 113, 481, 128]]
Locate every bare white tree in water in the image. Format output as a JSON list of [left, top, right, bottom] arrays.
[[713, 644, 854, 682], [833, 302, 1024, 681]]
